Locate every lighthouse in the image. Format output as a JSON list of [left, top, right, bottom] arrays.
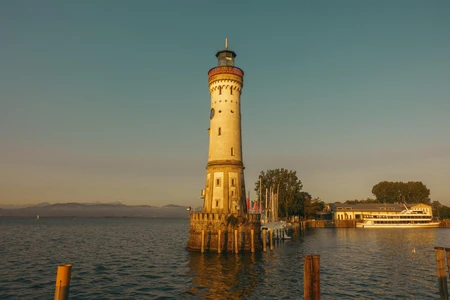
[[203, 38, 247, 215], [186, 40, 261, 253]]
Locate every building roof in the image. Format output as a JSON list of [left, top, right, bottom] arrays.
[[328, 202, 431, 213]]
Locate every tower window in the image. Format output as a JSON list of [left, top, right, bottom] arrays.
[[216, 179, 221, 186], [231, 147, 234, 156], [231, 191, 234, 196], [218, 127, 221, 135], [219, 86, 222, 95], [230, 88, 233, 95], [231, 179, 235, 186], [215, 200, 219, 207]]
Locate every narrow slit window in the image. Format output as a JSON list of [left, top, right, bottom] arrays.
[[231, 179, 235, 186], [215, 200, 219, 207], [230, 87, 233, 95], [219, 86, 222, 95], [231, 147, 234, 156], [216, 179, 220, 186], [231, 191, 234, 196], [218, 127, 221, 136]]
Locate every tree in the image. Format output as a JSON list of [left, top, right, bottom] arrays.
[[441, 205, 450, 219], [432, 201, 442, 219], [290, 191, 311, 219], [345, 198, 379, 204], [304, 197, 326, 219], [371, 181, 430, 204], [254, 168, 303, 219]]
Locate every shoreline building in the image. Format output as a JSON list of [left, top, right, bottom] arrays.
[[327, 203, 433, 221], [186, 40, 261, 252]]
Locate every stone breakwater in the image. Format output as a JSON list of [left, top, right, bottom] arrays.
[[186, 212, 261, 252]]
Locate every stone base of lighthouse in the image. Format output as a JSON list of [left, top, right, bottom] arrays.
[[186, 212, 261, 252]]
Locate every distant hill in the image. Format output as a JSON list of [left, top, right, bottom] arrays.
[[0, 202, 191, 218]]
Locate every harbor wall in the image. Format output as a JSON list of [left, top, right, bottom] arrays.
[[439, 219, 450, 228], [306, 220, 356, 228], [186, 212, 261, 252]]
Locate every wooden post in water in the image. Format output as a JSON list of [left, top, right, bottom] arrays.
[[54, 264, 72, 300], [304, 255, 320, 300], [435, 247, 449, 300], [201, 229, 205, 253], [234, 229, 238, 254], [446, 248, 450, 279], [251, 229, 255, 253], [313, 255, 321, 300], [304, 255, 313, 300], [269, 229, 273, 251], [262, 229, 267, 252], [217, 230, 221, 254]]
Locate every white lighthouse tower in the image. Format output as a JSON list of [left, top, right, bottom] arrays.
[[203, 38, 247, 215], [187, 40, 260, 253]]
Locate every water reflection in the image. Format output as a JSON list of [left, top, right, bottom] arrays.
[[185, 252, 263, 299]]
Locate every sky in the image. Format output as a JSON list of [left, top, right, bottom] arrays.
[[1, 0, 450, 207]]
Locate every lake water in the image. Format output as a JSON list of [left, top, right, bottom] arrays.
[[0, 217, 449, 299]]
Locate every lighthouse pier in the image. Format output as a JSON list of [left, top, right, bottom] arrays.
[[186, 212, 261, 253]]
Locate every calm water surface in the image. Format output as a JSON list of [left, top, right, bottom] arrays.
[[1, 217, 449, 299]]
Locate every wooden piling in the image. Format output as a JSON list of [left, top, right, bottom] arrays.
[[313, 255, 321, 300], [217, 230, 221, 254], [201, 229, 205, 253], [251, 229, 255, 253], [446, 248, 450, 278], [304, 255, 312, 300], [304, 255, 320, 300], [54, 264, 72, 300], [262, 229, 267, 252], [434, 247, 448, 300], [234, 229, 238, 254], [269, 229, 273, 251]]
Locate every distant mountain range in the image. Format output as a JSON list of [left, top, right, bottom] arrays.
[[0, 202, 197, 218]]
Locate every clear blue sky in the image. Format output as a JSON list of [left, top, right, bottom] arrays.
[[1, 0, 449, 207]]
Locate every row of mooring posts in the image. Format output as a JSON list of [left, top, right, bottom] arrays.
[[261, 229, 286, 252], [201, 229, 257, 253], [200, 228, 287, 253], [435, 247, 450, 300]]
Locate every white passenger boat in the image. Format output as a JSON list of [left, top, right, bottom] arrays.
[[356, 205, 440, 228]]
